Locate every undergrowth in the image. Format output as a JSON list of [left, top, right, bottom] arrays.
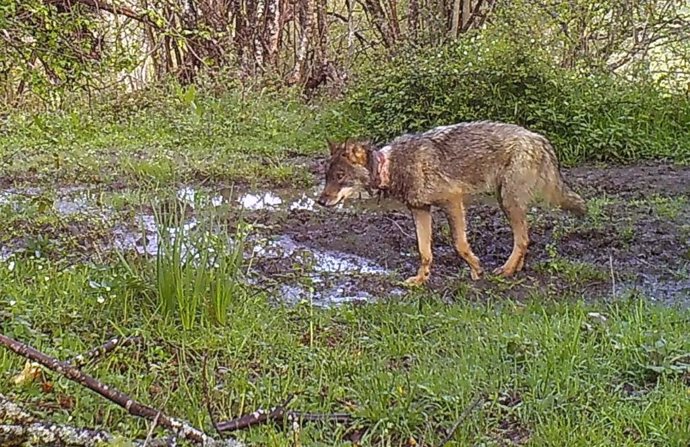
[[1, 252, 689, 446], [333, 33, 690, 166], [0, 85, 328, 188]]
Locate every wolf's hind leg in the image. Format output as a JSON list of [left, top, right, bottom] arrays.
[[494, 177, 533, 277], [443, 201, 483, 280], [405, 205, 433, 285]]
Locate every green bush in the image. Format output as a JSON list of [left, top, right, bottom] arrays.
[[332, 35, 690, 166]]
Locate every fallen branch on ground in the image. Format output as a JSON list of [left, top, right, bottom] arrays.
[[437, 394, 484, 447], [216, 395, 354, 432], [0, 394, 174, 447], [69, 335, 144, 368], [0, 334, 240, 447], [0, 423, 113, 447]]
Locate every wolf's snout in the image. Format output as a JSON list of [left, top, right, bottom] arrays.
[[316, 196, 327, 207]]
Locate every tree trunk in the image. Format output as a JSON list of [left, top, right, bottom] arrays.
[[461, 0, 471, 31], [361, 0, 395, 47], [287, 0, 315, 85], [408, 0, 419, 40], [450, 0, 461, 38], [263, 0, 282, 67]]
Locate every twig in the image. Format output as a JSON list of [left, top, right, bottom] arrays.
[[437, 394, 483, 447], [69, 336, 144, 369], [217, 394, 295, 432], [0, 394, 175, 447], [202, 355, 225, 440], [217, 395, 352, 432], [609, 253, 616, 297], [0, 334, 237, 446], [385, 216, 415, 240], [143, 411, 162, 447]]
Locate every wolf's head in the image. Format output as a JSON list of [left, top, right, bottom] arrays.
[[317, 139, 373, 207]]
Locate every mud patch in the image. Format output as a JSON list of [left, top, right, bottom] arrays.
[[2, 162, 689, 307], [566, 162, 690, 199], [277, 163, 690, 305]]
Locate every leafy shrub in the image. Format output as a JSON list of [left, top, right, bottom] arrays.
[[331, 34, 690, 165]]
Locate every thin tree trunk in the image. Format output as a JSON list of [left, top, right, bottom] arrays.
[[461, 0, 471, 31], [287, 0, 315, 85], [347, 0, 355, 59], [361, 0, 395, 47], [450, 0, 461, 38], [263, 0, 282, 67], [408, 0, 419, 40]]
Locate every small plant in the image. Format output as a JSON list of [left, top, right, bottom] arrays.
[[151, 198, 249, 329]]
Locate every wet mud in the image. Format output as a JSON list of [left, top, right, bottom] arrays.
[[1, 162, 688, 306]]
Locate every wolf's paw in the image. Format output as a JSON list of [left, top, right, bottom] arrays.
[[492, 265, 516, 277], [469, 268, 484, 281], [403, 275, 428, 287]]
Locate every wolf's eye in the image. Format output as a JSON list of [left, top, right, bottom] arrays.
[[337, 172, 345, 181]]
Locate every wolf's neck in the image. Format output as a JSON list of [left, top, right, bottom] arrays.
[[370, 145, 393, 190]]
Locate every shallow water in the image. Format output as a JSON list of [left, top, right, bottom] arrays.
[[1, 183, 688, 307]]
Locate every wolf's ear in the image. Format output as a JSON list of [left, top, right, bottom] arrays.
[[344, 140, 369, 166], [326, 138, 339, 155]]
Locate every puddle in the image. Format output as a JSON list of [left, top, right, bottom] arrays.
[[251, 234, 386, 274], [621, 274, 690, 306], [1, 181, 689, 308], [248, 233, 397, 305], [239, 191, 283, 210]]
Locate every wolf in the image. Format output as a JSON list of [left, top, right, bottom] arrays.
[[316, 121, 587, 285]]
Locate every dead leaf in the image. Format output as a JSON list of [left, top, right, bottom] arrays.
[[12, 361, 42, 386]]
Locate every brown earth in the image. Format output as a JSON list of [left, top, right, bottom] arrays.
[[271, 162, 690, 304]]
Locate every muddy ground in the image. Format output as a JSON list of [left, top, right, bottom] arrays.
[[1, 162, 689, 307], [271, 162, 690, 305]]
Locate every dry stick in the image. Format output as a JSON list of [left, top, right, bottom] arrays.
[[216, 395, 353, 432], [437, 394, 484, 447], [202, 354, 226, 440], [385, 216, 415, 240], [609, 253, 616, 297], [143, 411, 162, 447], [0, 334, 235, 447], [0, 393, 176, 447], [216, 394, 295, 432], [69, 335, 144, 369]]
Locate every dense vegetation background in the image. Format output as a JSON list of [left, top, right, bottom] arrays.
[[1, 2, 690, 446], [2, 0, 689, 175]]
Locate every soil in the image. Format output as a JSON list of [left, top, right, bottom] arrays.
[[272, 162, 690, 304], [1, 162, 689, 306]]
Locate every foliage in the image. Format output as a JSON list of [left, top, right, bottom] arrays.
[[0, 0, 140, 109], [2, 0, 688, 107], [146, 199, 248, 329], [0, 84, 328, 187], [335, 34, 690, 165], [2, 253, 690, 445]]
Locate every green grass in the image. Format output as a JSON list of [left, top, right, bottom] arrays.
[[0, 87, 331, 188], [1, 83, 689, 447], [1, 251, 690, 446]]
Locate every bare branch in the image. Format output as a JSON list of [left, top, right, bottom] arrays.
[[436, 394, 483, 447], [216, 395, 353, 432], [69, 336, 144, 369], [0, 394, 174, 447], [43, 0, 160, 28], [0, 334, 239, 447]]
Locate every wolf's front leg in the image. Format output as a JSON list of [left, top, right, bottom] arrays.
[[405, 205, 433, 285]]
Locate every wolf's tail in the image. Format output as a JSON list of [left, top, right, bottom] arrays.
[[541, 140, 587, 217]]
